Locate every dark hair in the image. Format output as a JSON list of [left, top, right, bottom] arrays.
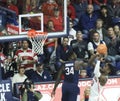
[[36, 62, 44, 66], [100, 5, 108, 10], [19, 64, 25, 69]]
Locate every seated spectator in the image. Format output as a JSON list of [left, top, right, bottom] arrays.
[[67, 0, 76, 21], [78, 4, 98, 39], [95, 19, 108, 40], [55, 37, 73, 71], [50, 7, 63, 31], [12, 65, 27, 90], [114, 25, 120, 38], [79, 69, 88, 78], [70, 31, 88, 60], [88, 30, 106, 57], [88, 0, 107, 11], [55, 0, 63, 16], [4, 55, 17, 79], [105, 27, 120, 64], [0, 44, 6, 79], [45, 20, 56, 32], [41, 0, 58, 16], [16, 0, 24, 14], [30, 62, 52, 82], [68, 20, 77, 45], [99, 5, 112, 29], [73, 0, 88, 20], [7, 0, 19, 16], [44, 38, 57, 65], [107, 0, 120, 25]]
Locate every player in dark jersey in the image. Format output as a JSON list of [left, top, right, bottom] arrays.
[[51, 51, 89, 101], [51, 50, 116, 101]]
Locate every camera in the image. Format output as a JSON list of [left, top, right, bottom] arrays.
[[19, 78, 34, 96], [24, 79, 33, 90]]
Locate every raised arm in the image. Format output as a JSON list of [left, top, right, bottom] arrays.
[[51, 65, 64, 97]]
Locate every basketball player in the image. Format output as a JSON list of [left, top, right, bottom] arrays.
[[51, 51, 99, 101], [88, 54, 116, 101]]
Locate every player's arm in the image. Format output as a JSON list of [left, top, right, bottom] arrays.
[[89, 53, 104, 77], [87, 53, 99, 67], [75, 53, 99, 70], [93, 60, 101, 77], [51, 64, 64, 97]]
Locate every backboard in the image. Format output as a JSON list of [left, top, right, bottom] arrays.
[[0, 0, 67, 41]]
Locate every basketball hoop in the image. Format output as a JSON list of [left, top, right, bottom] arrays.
[[27, 29, 48, 54]]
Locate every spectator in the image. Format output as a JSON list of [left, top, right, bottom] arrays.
[[0, 44, 6, 79], [44, 38, 57, 65], [105, 27, 120, 64], [79, 69, 88, 78], [55, 0, 63, 16], [36, 0, 47, 10], [55, 37, 73, 71], [80, 86, 90, 101], [73, 0, 88, 20], [12, 65, 27, 90], [114, 25, 120, 38], [107, 0, 120, 18], [4, 55, 17, 79], [70, 31, 88, 60], [7, 0, 19, 16], [16, 0, 24, 14], [45, 20, 56, 32], [67, 0, 76, 21], [88, 0, 107, 10], [99, 5, 112, 29], [30, 62, 52, 82], [14, 40, 38, 79], [41, 0, 58, 16], [88, 30, 106, 57], [107, 0, 120, 25], [78, 4, 98, 39], [50, 7, 63, 31], [68, 20, 77, 45], [95, 19, 108, 40], [3, 42, 18, 58]]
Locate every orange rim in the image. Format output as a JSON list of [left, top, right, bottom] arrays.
[[37, 32, 47, 35], [27, 29, 36, 38], [28, 29, 48, 38]]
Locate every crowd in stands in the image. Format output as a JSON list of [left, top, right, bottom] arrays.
[[0, 0, 120, 99]]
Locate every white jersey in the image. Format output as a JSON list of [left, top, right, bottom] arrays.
[[89, 60, 106, 101]]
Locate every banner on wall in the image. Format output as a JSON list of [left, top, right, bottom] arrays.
[[14, 77, 120, 101], [33, 78, 120, 101], [0, 80, 12, 101]]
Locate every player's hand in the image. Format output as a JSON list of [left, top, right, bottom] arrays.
[[96, 52, 105, 61], [51, 91, 55, 97]]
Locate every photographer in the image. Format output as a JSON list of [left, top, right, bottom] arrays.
[[19, 78, 42, 101]]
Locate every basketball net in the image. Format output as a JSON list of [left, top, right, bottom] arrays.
[[27, 29, 48, 54]]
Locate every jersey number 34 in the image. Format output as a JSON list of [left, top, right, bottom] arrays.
[[65, 67, 74, 75]]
